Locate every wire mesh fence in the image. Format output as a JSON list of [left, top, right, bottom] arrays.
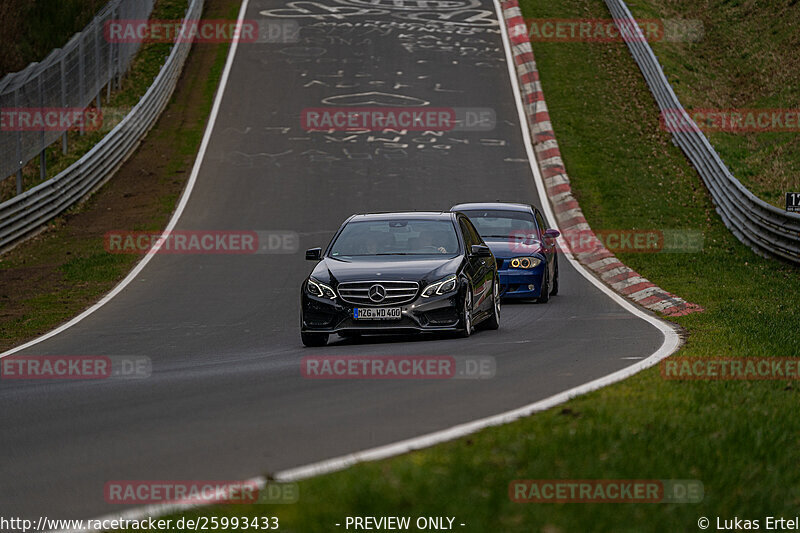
[[0, 0, 155, 194], [0, 0, 202, 252]]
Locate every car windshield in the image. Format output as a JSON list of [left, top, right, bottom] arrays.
[[460, 210, 538, 240], [329, 219, 460, 257]]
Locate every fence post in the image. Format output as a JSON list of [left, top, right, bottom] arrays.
[[107, 8, 115, 99], [95, 22, 102, 112], [79, 34, 85, 136], [38, 76, 46, 181], [116, 3, 123, 90], [14, 87, 23, 195], [61, 55, 68, 155]]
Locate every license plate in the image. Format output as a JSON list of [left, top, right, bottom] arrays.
[[353, 307, 402, 320]]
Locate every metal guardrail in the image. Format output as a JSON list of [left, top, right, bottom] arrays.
[[0, 0, 155, 192], [605, 0, 800, 264], [0, 0, 203, 252]]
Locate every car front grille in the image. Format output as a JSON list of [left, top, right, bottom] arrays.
[[337, 280, 419, 305], [304, 310, 335, 327], [421, 308, 459, 326]]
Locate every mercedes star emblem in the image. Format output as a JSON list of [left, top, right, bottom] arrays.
[[368, 284, 386, 303]]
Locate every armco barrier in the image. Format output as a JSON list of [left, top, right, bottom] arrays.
[[604, 0, 800, 264], [0, 0, 204, 252]]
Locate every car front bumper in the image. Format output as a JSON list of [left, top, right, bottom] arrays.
[[301, 289, 464, 334], [498, 266, 545, 299]]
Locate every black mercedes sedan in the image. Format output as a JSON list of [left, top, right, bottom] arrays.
[[300, 212, 500, 346]]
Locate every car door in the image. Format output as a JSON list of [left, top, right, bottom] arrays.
[[534, 209, 556, 284], [458, 217, 481, 308], [460, 216, 494, 312]]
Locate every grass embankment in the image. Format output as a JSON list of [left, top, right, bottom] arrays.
[[1, 0, 192, 202], [0, 0, 108, 76], [0, 0, 235, 350], [130, 0, 800, 531], [629, 0, 800, 207]]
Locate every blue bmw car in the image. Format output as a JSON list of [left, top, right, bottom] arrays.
[[451, 203, 560, 302]]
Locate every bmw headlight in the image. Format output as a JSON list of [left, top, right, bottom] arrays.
[[509, 257, 542, 269], [307, 277, 337, 299], [421, 275, 458, 298]]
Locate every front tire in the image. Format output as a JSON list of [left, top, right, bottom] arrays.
[[550, 256, 559, 296], [482, 277, 500, 330], [301, 332, 328, 347], [536, 264, 550, 304], [458, 288, 473, 338]]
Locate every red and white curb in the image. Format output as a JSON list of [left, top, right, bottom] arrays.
[[500, 0, 703, 317]]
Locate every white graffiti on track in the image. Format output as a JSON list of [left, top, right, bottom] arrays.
[[279, 46, 328, 57], [397, 9, 498, 26], [244, 0, 512, 168], [321, 91, 430, 107], [306, 19, 500, 36], [333, 0, 481, 11], [227, 150, 295, 168], [218, 124, 510, 168], [260, 2, 388, 19], [397, 33, 501, 58]]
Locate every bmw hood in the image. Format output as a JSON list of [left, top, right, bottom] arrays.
[[312, 256, 462, 285], [483, 238, 543, 259]]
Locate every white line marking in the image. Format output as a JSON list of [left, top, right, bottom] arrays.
[[52, 0, 681, 529], [1, 0, 251, 361]]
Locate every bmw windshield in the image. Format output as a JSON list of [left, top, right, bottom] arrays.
[[329, 219, 460, 257], [460, 210, 538, 240]]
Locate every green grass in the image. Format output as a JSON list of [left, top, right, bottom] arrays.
[[60, 252, 132, 282], [0, 3, 233, 348], [1, 0, 190, 202], [0, 0, 108, 76], [117, 0, 800, 531], [623, 0, 800, 207]]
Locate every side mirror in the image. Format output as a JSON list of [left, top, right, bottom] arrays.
[[544, 229, 560, 239], [471, 244, 493, 257], [305, 247, 322, 261]]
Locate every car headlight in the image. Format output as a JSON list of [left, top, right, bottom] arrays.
[[509, 257, 542, 269], [307, 277, 337, 299], [421, 275, 458, 297]]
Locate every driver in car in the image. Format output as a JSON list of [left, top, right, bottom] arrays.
[[418, 231, 449, 254], [360, 232, 383, 255]]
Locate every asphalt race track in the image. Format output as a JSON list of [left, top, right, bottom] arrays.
[[0, 0, 665, 521]]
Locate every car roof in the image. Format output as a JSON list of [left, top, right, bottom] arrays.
[[451, 202, 535, 214], [348, 212, 455, 221]]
